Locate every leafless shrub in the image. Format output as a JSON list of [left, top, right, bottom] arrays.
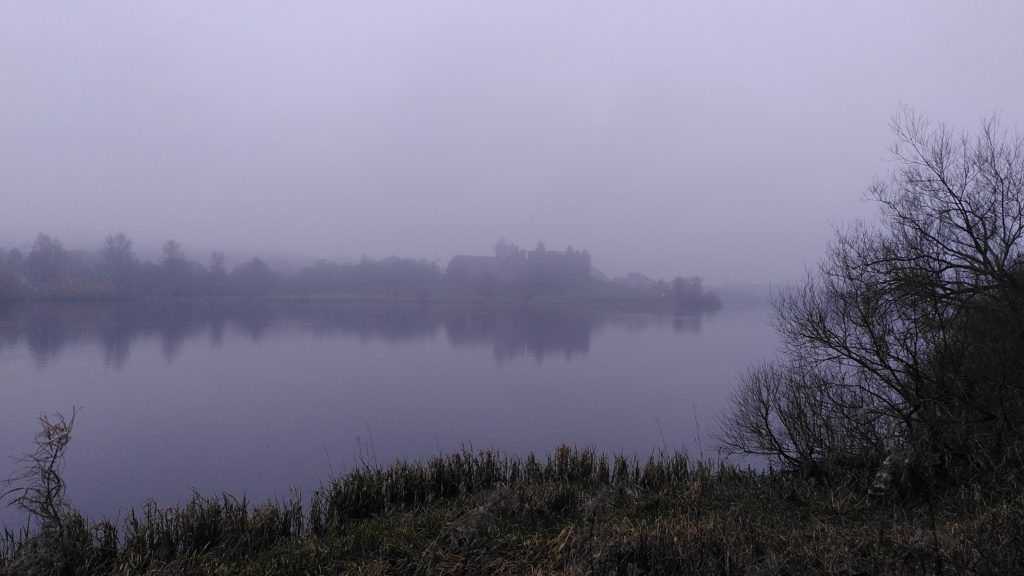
[[2, 409, 77, 531], [721, 109, 1024, 484]]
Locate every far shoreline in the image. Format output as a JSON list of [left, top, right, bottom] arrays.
[[0, 292, 727, 314]]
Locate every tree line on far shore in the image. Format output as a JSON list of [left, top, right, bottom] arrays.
[[0, 235, 719, 310]]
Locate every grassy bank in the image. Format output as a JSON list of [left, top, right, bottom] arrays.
[[2, 447, 1021, 575]]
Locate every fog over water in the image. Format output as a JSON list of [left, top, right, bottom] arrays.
[[0, 302, 774, 524], [5, 1, 1024, 550], [3, 2, 1024, 282]]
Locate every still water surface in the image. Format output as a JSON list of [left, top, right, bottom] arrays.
[[0, 300, 774, 525]]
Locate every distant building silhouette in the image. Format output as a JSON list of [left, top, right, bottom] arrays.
[[446, 239, 591, 291]]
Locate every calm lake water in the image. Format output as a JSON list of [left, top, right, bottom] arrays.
[[0, 300, 775, 526]]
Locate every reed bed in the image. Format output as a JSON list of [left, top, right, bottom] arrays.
[[2, 446, 1022, 575]]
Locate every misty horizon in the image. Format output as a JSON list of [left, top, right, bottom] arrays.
[[4, 4, 1024, 570], [4, 2, 1024, 284], [0, 230, 756, 285]]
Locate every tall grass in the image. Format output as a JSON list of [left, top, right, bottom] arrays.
[[2, 445, 1022, 574], [0, 447, 720, 572]]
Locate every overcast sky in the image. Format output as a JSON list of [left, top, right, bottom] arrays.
[[2, 1, 1023, 283]]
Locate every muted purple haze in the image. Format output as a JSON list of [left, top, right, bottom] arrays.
[[2, 1, 1023, 283]]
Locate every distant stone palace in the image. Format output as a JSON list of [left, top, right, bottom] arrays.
[[446, 239, 591, 288]]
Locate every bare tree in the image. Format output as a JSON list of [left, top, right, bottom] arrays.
[[2, 409, 77, 530], [721, 109, 1024, 479], [24, 233, 67, 290], [0, 249, 27, 300], [160, 239, 186, 266], [101, 232, 137, 293], [159, 239, 196, 297], [209, 251, 227, 276]]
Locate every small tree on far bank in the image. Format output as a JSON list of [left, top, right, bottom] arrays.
[[24, 234, 67, 293], [720, 109, 1024, 483], [101, 232, 138, 294]]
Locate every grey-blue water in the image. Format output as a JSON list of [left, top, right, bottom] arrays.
[[0, 300, 774, 527]]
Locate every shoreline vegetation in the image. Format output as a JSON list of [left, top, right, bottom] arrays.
[[2, 425, 1020, 575]]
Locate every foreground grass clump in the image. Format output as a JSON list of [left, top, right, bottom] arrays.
[[2, 447, 1023, 575]]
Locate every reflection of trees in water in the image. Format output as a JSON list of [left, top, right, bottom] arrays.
[[605, 312, 704, 335], [208, 316, 226, 349], [0, 301, 714, 371], [673, 314, 702, 334], [295, 303, 443, 344], [26, 317, 69, 369], [443, 307, 592, 363], [1, 305, 74, 368], [159, 323, 190, 363], [100, 325, 131, 370], [230, 306, 275, 342]]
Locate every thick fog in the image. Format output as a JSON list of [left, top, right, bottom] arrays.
[[2, 1, 1022, 283]]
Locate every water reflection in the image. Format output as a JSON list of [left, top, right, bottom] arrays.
[[0, 301, 710, 370]]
